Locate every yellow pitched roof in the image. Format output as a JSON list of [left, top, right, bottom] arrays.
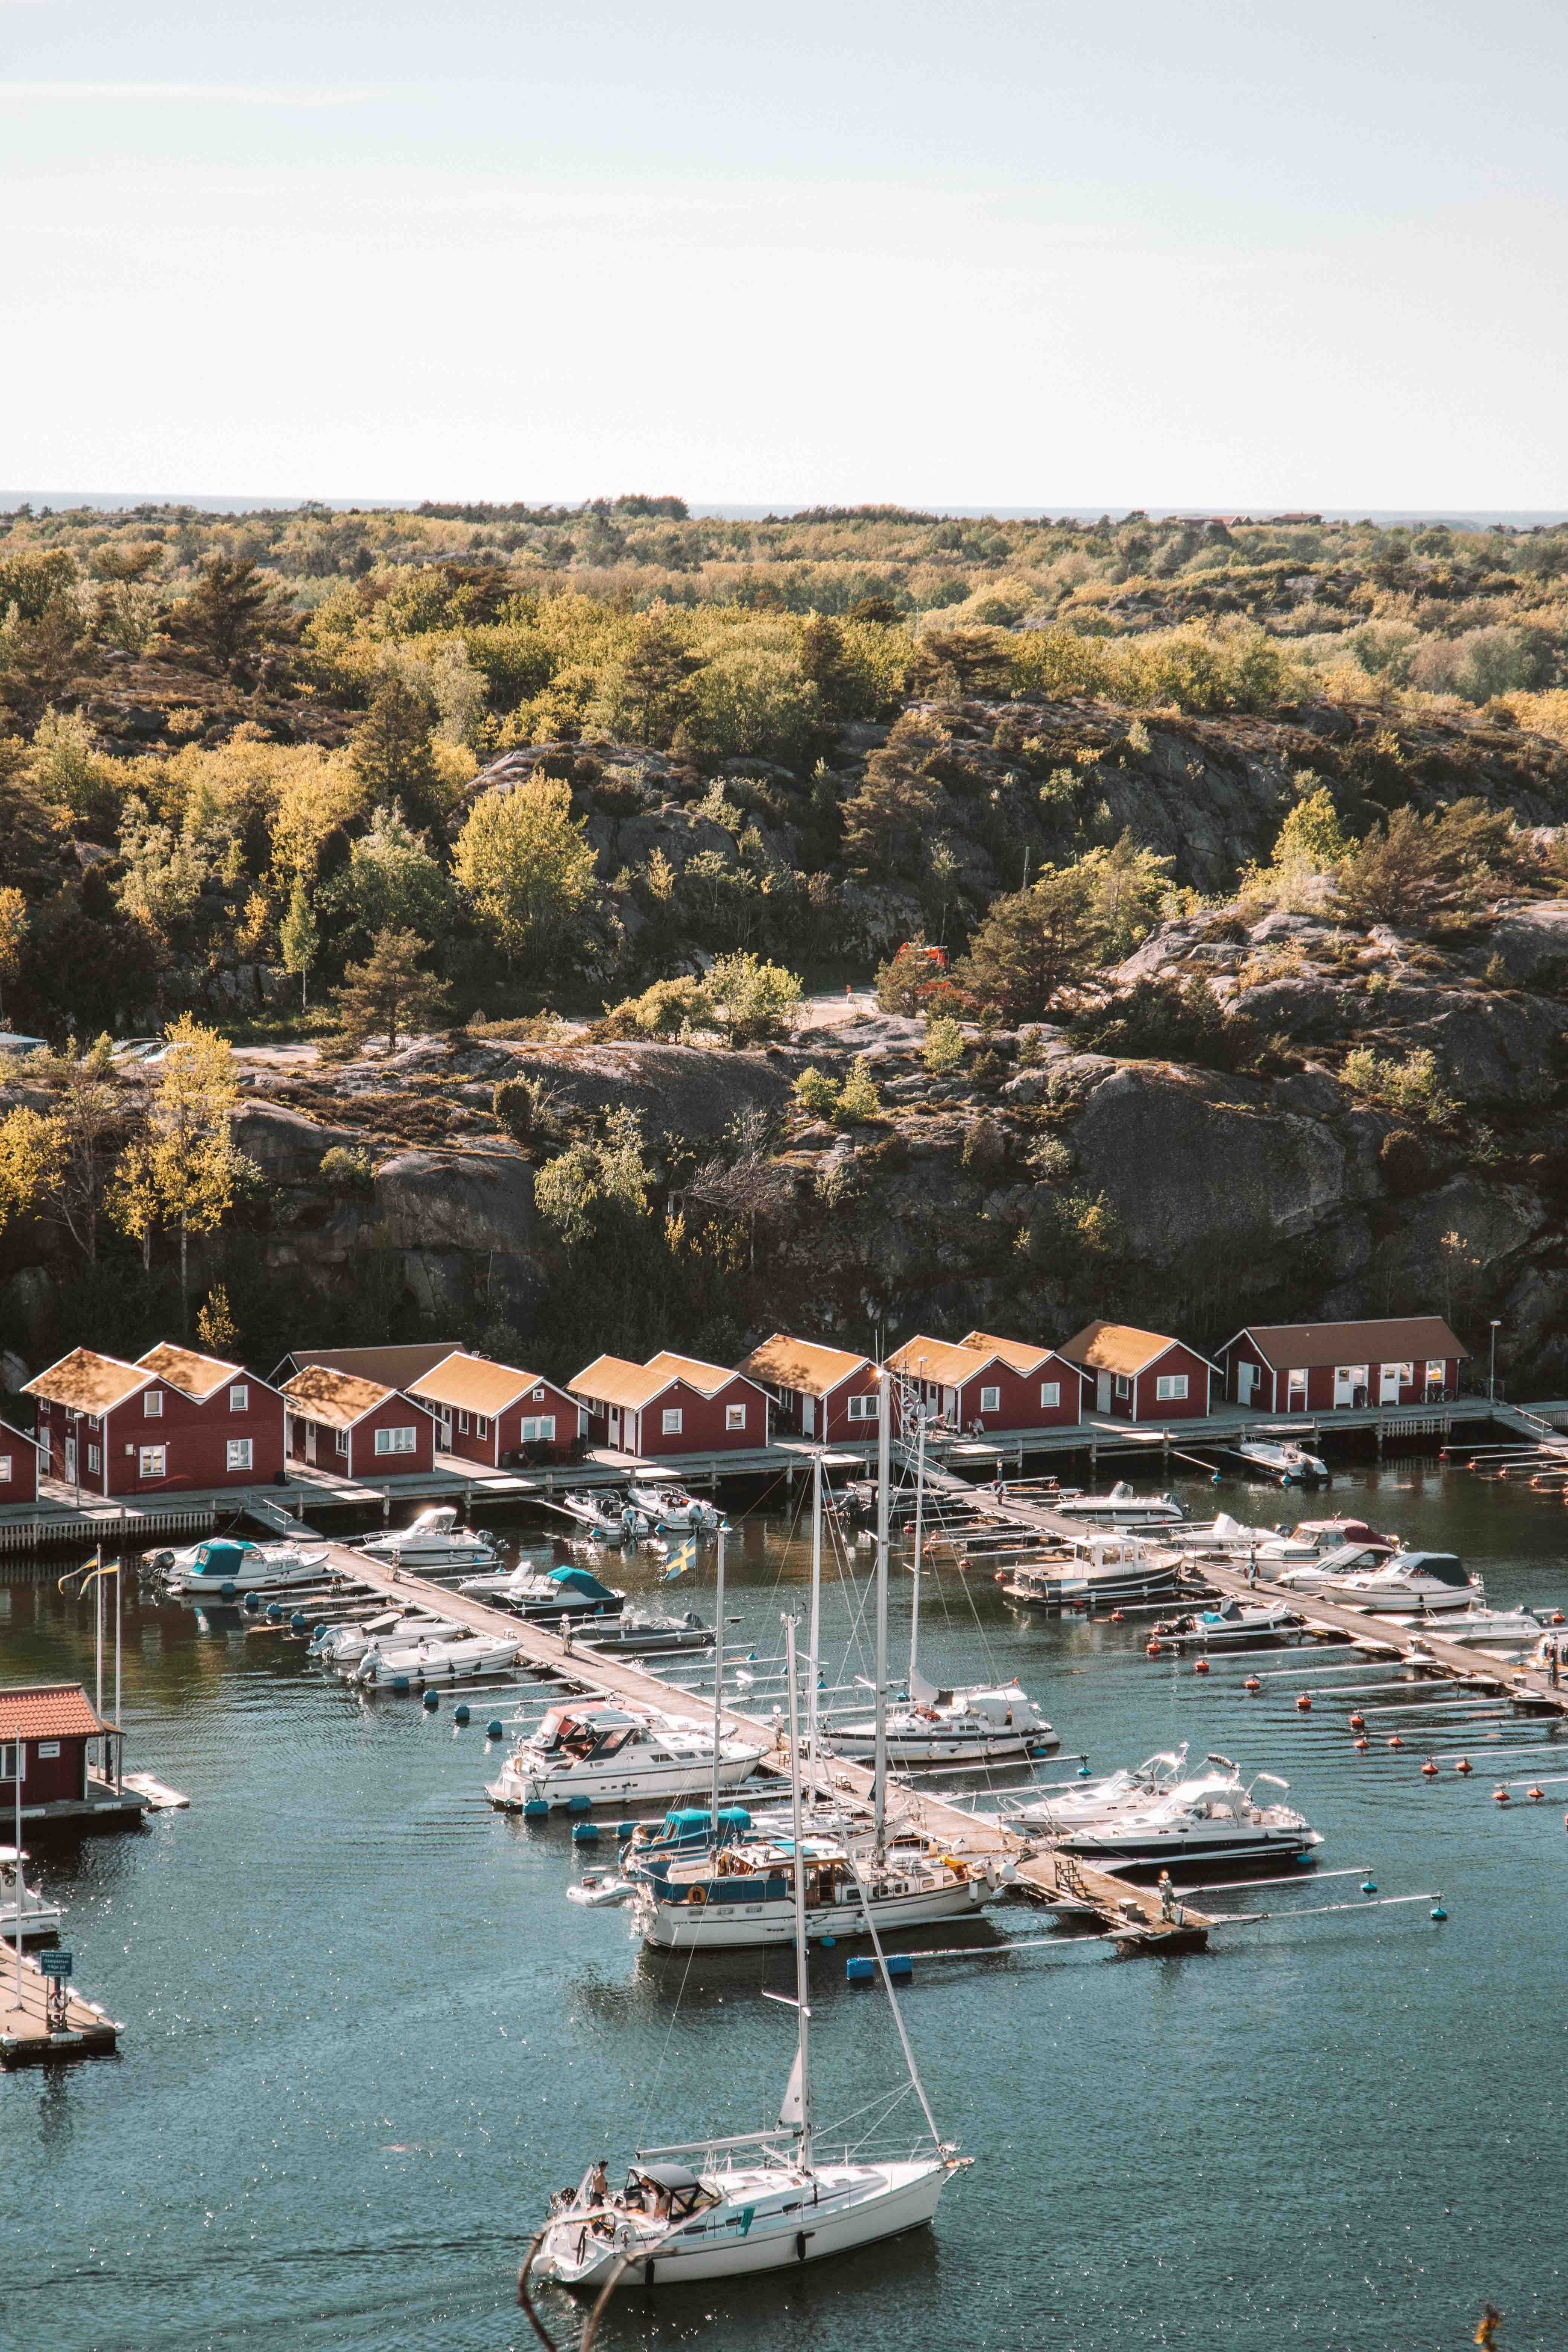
[[570, 1355, 671, 1412], [24, 1347, 151, 1414], [407, 1352, 551, 1416], [735, 1335, 872, 1396], [137, 1342, 245, 1401], [646, 1351, 756, 1396], [1060, 1321, 1213, 1376], [887, 1335, 993, 1387], [958, 1330, 1055, 1376], [279, 1364, 398, 1429]]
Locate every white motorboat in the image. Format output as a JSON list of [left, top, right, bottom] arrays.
[[354, 1631, 522, 1685], [628, 1481, 724, 1533], [487, 1703, 762, 1811], [823, 1680, 1057, 1766], [1047, 1481, 1186, 1528], [1170, 1511, 1319, 1561], [309, 1609, 464, 1668], [1405, 1606, 1544, 1651], [458, 1560, 625, 1622], [1291, 1517, 1398, 1557], [358, 1507, 499, 1570], [1150, 1596, 1303, 1649], [1003, 1544, 1184, 1611], [558, 1491, 651, 1541], [996, 1747, 1191, 1837], [0, 1845, 64, 1942], [155, 1535, 332, 1595], [1051, 1758, 1321, 1871], [578, 1606, 715, 1657], [1271, 1541, 1398, 1593], [532, 1615, 966, 2295], [1317, 1549, 1483, 1616], [1232, 1436, 1328, 1484]]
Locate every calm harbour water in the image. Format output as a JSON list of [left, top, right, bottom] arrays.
[[3, 1459, 1566, 2352]]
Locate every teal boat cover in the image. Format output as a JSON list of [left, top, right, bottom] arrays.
[[192, 1539, 257, 1576], [548, 1565, 617, 1600]]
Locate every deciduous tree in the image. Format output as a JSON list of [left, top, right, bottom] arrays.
[[453, 779, 597, 967]]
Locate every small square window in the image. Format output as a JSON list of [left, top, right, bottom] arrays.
[[1155, 1374, 1189, 1402], [229, 1383, 248, 1413], [1114, 1375, 1132, 1400], [475, 1415, 488, 1439], [532, 1386, 545, 1402], [144, 1390, 163, 1418], [1040, 1381, 1061, 1409], [726, 1403, 746, 1431], [227, 1438, 253, 1472], [979, 1385, 1000, 1414], [139, 1445, 166, 1478], [662, 1408, 683, 1435]]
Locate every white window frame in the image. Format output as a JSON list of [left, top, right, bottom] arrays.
[[1040, 1381, 1061, 1410], [229, 1383, 249, 1413], [1287, 1368, 1308, 1399], [334, 1428, 349, 1456], [847, 1392, 875, 1421], [1426, 1358, 1446, 1383], [476, 1415, 488, 1440], [458, 1410, 470, 1435], [226, 1438, 253, 1472], [531, 1386, 546, 1403], [143, 1389, 163, 1418], [662, 1407, 684, 1436], [374, 1425, 417, 1456], [1114, 1374, 1132, 1400], [0, 1743, 20, 1781], [139, 1445, 166, 1478], [519, 1415, 557, 1443], [726, 1403, 747, 1431], [979, 1384, 1001, 1413], [87, 1445, 102, 1473], [1155, 1373, 1189, 1402], [0, 1455, 9, 1484]]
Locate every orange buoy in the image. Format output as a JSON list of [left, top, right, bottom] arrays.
[[1349, 1712, 1366, 1731], [1353, 1736, 1369, 1752], [1529, 1786, 1545, 1802], [994, 1571, 1008, 1585], [1456, 1757, 1473, 1775], [1194, 1658, 1210, 1675], [1493, 1787, 1511, 1805], [1146, 1640, 1162, 1658], [1243, 1675, 1261, 1693], [1387, 1734, 1405, 1750], [1421, 1758, 1439, 1776], [1554, 1611, 1565, 1626], [1110, 1610, 1125, 1624], [1296, 1693, 1312, 1712]]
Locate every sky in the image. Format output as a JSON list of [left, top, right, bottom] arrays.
[[2, 1, 1566, 510]]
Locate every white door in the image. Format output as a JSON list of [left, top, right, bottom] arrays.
[[1237, 1362, 1257, 1406], [1378, 1364, 1400, 1404], [305, 1421, 317, 1464], [438, 1413, 453, 1451], [64, 1436, 76, 1485], [802, 1396, 815, 1435], [1096, 1372, 1113, 1413], [1332, 1367, 1354, 1408]]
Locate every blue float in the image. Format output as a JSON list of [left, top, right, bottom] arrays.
[[454, 1702, 470, 1726], [568, 1794, 592, 1812], [243, 1591, 262, 1609], [423, 1689, 439, 1712], [291, 1613, 308, 1633], [1361, 1876, 1378, 1895], [523, 1798, 550, 1818], [1431, 1901, 1448, 1921], [572, 1821, 600, 1843], [266, 1601, 283, 1621], [392, 1675, 410, 1694], [847, 1953, 913, 1983], [486, 1719, 504, 1740]]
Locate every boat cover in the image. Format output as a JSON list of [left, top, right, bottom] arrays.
[[192, 1539, 256, 1575], [549, 1566, 618, 1600]]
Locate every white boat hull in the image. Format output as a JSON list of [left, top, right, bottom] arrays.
[[639, 1875, 992, 1951], [537, 2160, 946, 2288], [168, 1556, 329, 1594], [357, 1639, 521, 1684], [487, 1752, 760, 1811], [825, 1726, 1058, 1764], [1058, 1825, 1320, 1870]]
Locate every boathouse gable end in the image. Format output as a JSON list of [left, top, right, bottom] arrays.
[[1058, 1323, 1219, 1421], [0, 1417, 43, 1505], [734, 1336, 877, 1441], [570, 1352, 772, 1456], [405, 1352, 584, 1467], [889, 1334, 1087, 1433], [278, 1366, 437, 1480], [0, 1684, 107, 1809], [1216, 1318, 1467, 1412], [24, 1344, 286, 1496]]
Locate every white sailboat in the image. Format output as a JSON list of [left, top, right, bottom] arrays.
[[487, 1703, 762, 1812], [530, 1614, 967, 2293]]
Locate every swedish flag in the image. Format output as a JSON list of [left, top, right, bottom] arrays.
[[662, 1542, 695, 1583]]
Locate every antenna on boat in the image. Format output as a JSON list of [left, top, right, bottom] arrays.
[[874, 1367, 890, 1856]]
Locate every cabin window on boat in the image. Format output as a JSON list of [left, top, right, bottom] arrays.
[[144, 1389, 163, 1417], [726, 1403, 747, 1430], [980, 1385, 1000, 1412], [229, 1384, 248, 1412], [520, 1416, 556, 1442], [1156, 1374, 1189, 1401], [375, 1426, 417, 1455], [227, 1438, 253, 1472], [1040, 1381, 1061, 1408], [663, 1408, 684, 1435], [139, 1446, 166, 1477]]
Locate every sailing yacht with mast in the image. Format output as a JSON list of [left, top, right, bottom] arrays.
[[531, 1613, 968, 2291]]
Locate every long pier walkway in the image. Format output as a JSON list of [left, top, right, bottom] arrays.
[[0, 1952, 121, 2067], [300, 1533, 1209, 1951]]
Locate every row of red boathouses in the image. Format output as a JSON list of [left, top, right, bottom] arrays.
[[2, 1315, 1470, 1499]]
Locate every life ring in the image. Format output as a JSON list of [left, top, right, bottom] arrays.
[[689, 1885, 707, 1905]]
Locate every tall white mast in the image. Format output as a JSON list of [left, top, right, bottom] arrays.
[[873, 1367, 890, 1855], [807, 1451, 823, 1804], [710, 1522, 726, 1832], [785, 1615, 812, 2168], [909, 1400, 925, 1691]]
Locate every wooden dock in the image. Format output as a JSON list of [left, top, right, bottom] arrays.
[[0, 1952, 121, 2067], [296, 1534, 1209, 1951]]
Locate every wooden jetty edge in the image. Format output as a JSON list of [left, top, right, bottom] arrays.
[[307, 1535, 1210, 1952], [0, 1952, 121, 2067]]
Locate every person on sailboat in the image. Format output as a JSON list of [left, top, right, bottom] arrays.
[[588, 2159, 609, 2205]]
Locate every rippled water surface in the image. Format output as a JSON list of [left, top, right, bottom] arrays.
[[4, 1458, 1567, 2350]]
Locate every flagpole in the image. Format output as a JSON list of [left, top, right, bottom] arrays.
[[807, 1452, 823, 1807], [785, 1613, 811, 2170]]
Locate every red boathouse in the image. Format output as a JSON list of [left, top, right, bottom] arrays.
[[1060, 1323, 1219, 1421], [570, 1352, 773, 1457], [405, 1351, 585, 1466], [1216, 1317, 1467, 1412], [24, 1344, 286, 1496]]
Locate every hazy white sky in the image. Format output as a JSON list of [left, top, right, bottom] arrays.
[[3, 1, 1565, 507]]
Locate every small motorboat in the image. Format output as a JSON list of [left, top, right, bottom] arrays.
[[565, 1873, 636, 1908], [995, 1747, 1190, 1837], [355, 1632, 522, 1684], [358, 1507, 499, 1571], [155, 1536, 333, 1595], [487, 1704, 763, 1811], [1406, 1605, 1542, 1651], [1232, 1436, 1328, 1484], [309, 1609, 464, 1668], [1051, 1758, 1321, 1871], [578, 1606, 715, 1657], [822, 1678, 1057, 1765], [1292, 1517, 1399, 1557], [461, 1561, 625, 1622], [558, 1492, 651, 1542], [1271, 1542, 1396, 1592], [1047, 1481, 1185, 1528], [1169, 1511, 1319, 1561], [0, 1845, 64, 1942], [1317, 1549, 1483, 1616], [1003, 1543, 1184, 1611], [627, 1481, 724, 1533], [1150, 1596, 1303, 1648]]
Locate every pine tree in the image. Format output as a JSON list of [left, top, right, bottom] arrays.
[[350, 678, 443, 832], [334, 928, 448, 1052], [279, 883, 318, 1009]]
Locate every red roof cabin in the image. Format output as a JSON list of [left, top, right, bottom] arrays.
[[887, 1332, 1087, 1435], [0, 1682, 145, 1830], [1216, 1317, 1468, 1413], [1061, 1323, 1219, 1421], [24, 1344, 286, 1496], [570, 1352, 772, 1458], [734, 1336, 879, 1442], [0, 1416, 44, 1505], [279, 1365, 436, 1479], [404, 1351, 585, 1467]]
